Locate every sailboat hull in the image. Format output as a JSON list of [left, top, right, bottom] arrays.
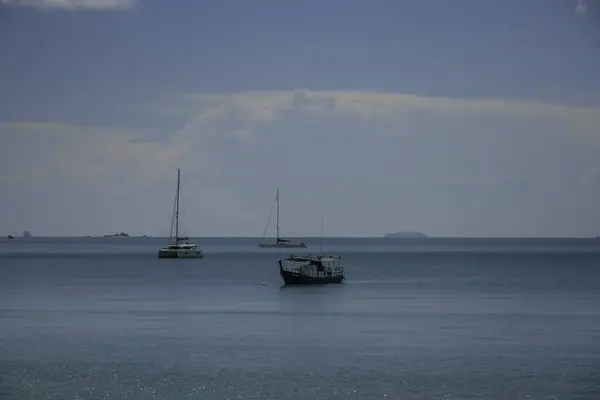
[[259, 243, 307, 248], [158, 248, 203, 258]]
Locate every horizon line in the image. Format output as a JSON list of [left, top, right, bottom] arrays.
[[5, 235, 599, 240]]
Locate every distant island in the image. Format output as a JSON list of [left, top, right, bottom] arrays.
[[384, 231, 428, 238], [103, 232, 130, 237], [85, 233, 150, 238]]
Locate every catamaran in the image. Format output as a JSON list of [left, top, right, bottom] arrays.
[[258, 188, 307, 248], [158, 169, 203, 259]]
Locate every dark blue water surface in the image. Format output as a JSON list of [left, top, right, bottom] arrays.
[[1, 237, 599, 399]]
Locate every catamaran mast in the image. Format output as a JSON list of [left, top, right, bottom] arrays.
[[276, 188, 280, 240], [175, 168, 180, 242]]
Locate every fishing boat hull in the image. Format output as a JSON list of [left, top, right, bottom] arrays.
[[279, 264, 344, 285], [259, 242, 307, 248], [158, 248, 203, 259]]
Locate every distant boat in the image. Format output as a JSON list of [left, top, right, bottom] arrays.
[[158, 169, 203, 259], [258, 188, 307, 248]]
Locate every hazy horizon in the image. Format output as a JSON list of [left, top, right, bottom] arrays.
[[2, 0, 599, 237], [4, 233, 600, 239]]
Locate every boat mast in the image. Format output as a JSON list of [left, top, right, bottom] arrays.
[[319, 214, 324, 255], [175, 168, 180, 242], [276, 188, 280, 240]]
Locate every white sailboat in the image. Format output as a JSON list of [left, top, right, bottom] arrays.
[[158, 169, 203, 259], [258, 188, 307, 248]]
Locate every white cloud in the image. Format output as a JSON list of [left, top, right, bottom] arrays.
[[2, 89, 600, 237], [0, 0, 138, 11], [0, 122, 187, 190], [174, 89, 600, 128]]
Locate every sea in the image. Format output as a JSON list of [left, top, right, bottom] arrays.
[[1, 237, 599, 400]]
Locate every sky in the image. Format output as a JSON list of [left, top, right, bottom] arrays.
[[1, 0, 599, 237]]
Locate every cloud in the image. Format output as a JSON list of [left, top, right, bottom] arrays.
[[0, 121, 198, 236], [575, 0, 588, 15], [0, 0, 138, 11], [2, 89, 600, 237], [0, 122, 186, 190], [172, 90, 600, 142], [175, 89, 600, 122]]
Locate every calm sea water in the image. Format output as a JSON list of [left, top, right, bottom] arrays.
[[1, 237, 599, 399]]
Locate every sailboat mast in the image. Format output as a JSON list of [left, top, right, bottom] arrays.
[[276, 188, 280, 240], [175, 168, 180, 241], [320, 214, 324, 255]]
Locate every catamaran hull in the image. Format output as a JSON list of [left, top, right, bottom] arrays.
[[158, 249, 203, 259], [279, 266, 344, 285], [259, 243, 307, 248]]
